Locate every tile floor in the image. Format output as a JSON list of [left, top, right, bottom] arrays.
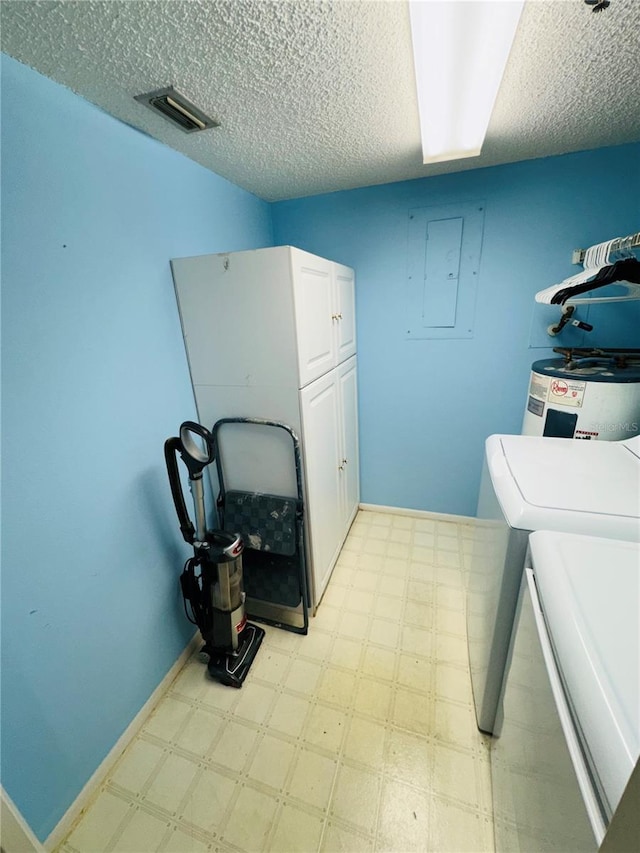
[[59, 510, 494, 853]]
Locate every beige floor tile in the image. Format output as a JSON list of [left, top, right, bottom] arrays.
[[317, 667, 357, 709], [162, 826, 210, 853], [392, 687, 432, 736], [380, 557, 409, 580], [353, 677, 392, 722], [410, 545, 436, 564], [221, 785, 279, 851], [388, 527, 411, 545], [329, 636, 364, 671], [344, 589, 376, 615], [436, 584, 465, 612], [111, 807, 169, 852], [413, 531, 435, 548], [403, 599, 434, 630], [287, 748, 337, 811], [433, 698, 481, 750], [267, 691, 311, 738], [435, 630, 469, 667], [436, 606, 467, 637], [304, 703, 349, 754], [174, 707, 224, 758], [180, 766, 237, 833], [396, 653, 433, 694], [377, 574, 406, 598], [391, 515, 413, 530], [384, 728, 432, 791], [337, 609, 370, 641], [250, 647, 292, 684], [351, 569, 379, 592], [368, 524, 392, 540], [360, 645, 397, 682], [247, 734, 296, 790], [283, 657, 323, 696], [400, 625, 433, 658], [385, 541, 410, 560], [169, 662, 209, 701], [376, 778, 430, 852], [372, 594, 403, 621], [322, 582, 350, 609], [143, 696, 192, 742], [209, 719, 260, 773], [414, 518, 436, 533], [362, 539, 387, 557], [144, 752, 199, 815], [436, 549, 462, 568], [299, 628, 334, 662], [432, 741, 488, 809], [321, 822, 374, 852], [343, 534, 365, 552], [368, 617, 400, 650], [429, 796, 494, 852], [233, 681, 278, 725], [406, 579, 435, 605], [198, 678, 241, 713], [110, 739, 164, 793], [263, 626, 302, 654], [270, 802, 325, 853], [434, 662, 472, 705], [313, 604, 342, 632], [67, 790, 131, 852], [330, 763, 381, 832], [437, 533, 461, 552], [343, 716, 387, 770]]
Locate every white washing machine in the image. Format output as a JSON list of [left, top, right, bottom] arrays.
[[467, 433, 640, 734], [491, 531, 640, 852]]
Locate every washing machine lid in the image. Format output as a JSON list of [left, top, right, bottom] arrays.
[[529, 530, 640, 816], [486, 434, 640, 538]]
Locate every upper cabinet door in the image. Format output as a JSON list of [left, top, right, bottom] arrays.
[[291, 252, 336, 388], [334, 264, 357, 364]]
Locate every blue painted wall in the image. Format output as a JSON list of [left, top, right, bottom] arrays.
[[273, 144, 640, 516], [1, 54, 273, 841]]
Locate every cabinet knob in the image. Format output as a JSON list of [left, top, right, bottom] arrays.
[[331, 313, 343, 321]]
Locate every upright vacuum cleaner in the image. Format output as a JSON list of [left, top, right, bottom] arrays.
[[164, 421, 264, 687]]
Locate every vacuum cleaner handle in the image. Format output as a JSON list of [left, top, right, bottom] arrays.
[[178, 421, 216, 479], [164, 436, 196, 544]]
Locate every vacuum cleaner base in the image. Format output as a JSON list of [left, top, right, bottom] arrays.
[[204, 622, 265, 688]]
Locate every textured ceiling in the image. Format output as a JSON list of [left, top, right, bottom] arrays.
[[1, 0, 639, 201]]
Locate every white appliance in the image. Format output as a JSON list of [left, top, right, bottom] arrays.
[[491, 531, 640, 852], [467, 433, 640, 734], [522, 350, 640, 440], [171, 246, 359, 610]]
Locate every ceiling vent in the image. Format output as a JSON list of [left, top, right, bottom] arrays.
[[134, 86, 219, 133]]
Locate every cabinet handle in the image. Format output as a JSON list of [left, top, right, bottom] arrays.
[[338, 463, 345, 471], [342, 458, 348, 465]]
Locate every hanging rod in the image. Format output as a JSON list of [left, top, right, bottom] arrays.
[[572, 231, 640, 265]]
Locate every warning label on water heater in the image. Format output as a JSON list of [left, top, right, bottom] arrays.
[[528, 374, 550, 402], [548, 377, 586, 408]]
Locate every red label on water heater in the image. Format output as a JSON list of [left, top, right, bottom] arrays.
[[236, 613, 247, 633]]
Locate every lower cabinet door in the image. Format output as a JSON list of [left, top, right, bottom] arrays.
[[337, 356, 359, 534], [300, 370, 343, 605]]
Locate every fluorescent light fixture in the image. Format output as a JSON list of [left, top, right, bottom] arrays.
[[409, 0, 524, 164]]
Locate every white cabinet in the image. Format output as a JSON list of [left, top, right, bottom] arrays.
[[300, 355, 359, 601], [171, 245, 359, 610]]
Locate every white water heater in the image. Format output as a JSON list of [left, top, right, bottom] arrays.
[[522, 349, 640, 440]]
